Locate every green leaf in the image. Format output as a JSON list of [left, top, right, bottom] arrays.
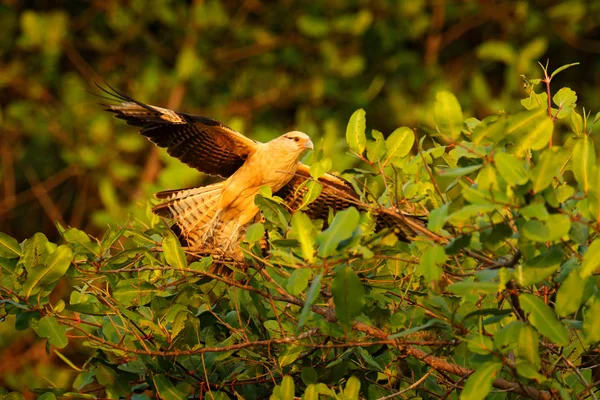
[[520, 92, 548, 110], [0, 232, 21, 259], [427, 203, 449, 233], [62, 227, 99, 255], [494, 152, 528, 185], [472, 116, 507, 145], [581, 239, 600, 277], [434, 91, 463, 140], [298, 272, 322, 329], [332, 266, 365, 327], [153, 375, 186, 400], [255, 195, 291, 228], [343, 376, 360, 400], [477, 40, 514, 63], [552, 87, 577, 109], [436, 164, 482, 178], [286, 268, 312, 295], [113, 280, 161, 307], [570, 109, 583, 135], [35, 316, 68, 348], [515, 324, 541, 368], [583, 297, 600, 345], [550, 62, 579, 78], [291, 212, 316, 262], [417, 245, 446, 282], [556, 272, 590, 317], [531, 148, 566, 193], [162, 231, 187, 269], [316, 207, 360, 257], [383, 127, 414, 166], [22, 232, 49, 270], [281, 375, 295, 400], [279, 345, 303, 367], [346, 109, 366, 154], [460, 362, 502, 400], [22, 245, 73, 298], [366, 129, 386, 163], [520, 294, 569, 346], [245, 222, 265, 243], [544, 214, 571, 241], [300, 180, 323, 210], [176, 46, 202, 81], [522, 214, 570, 242], [303, 384, 318, 400], [467, 334, 494, 355], [448, 204, 499, 223], [512, 115, 553, 157], [297, 15, 329, 38], [572, 136, 596, 194]]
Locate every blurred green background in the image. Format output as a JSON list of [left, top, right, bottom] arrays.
[[2, 0, 600, 243], [2, 0, 600, 396]]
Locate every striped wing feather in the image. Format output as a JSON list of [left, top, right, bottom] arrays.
[[276, 164, 426, 242], [99, 84, 258, 178]]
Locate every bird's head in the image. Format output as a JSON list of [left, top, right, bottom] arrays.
[[277, 131, 314, 153]]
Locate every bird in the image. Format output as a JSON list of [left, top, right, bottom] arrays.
[[99, 85, 430, 261]]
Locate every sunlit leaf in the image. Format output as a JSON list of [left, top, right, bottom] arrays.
[[572, 136, 596, 193], [281, 375, 295, 400], [583, 296, 600, 344], [162, 231, 187, 269], [153, 375, 186, 400], [383, 127, 414, 166], [34, 316, 68, 348], [316, 207, 360, 257], [460, 362, 502, 400], [417, 245, 446, 282], [346, 109, 366, 154], [520, 294, 569, 346], [22, 245, 73, 298], [434, 91, 463, 140], [494, 152, 528, 185], [343, 376, 360, 400], [556, 272, 591, 317], [581, 239, 600, 277], [0, 232, 22, 259]]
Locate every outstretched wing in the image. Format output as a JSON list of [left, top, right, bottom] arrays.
[[275, 164, 428, 242], [99, 85, 258, 178]]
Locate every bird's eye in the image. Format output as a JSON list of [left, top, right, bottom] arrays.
[[294, 137, 300, 142]]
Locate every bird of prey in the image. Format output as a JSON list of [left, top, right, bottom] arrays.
[[100, 86, 428, 260]]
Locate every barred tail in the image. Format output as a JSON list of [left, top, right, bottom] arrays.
[[152, 183, 224, 248]]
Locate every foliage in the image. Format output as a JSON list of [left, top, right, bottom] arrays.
[[2, 61, 600, 399]]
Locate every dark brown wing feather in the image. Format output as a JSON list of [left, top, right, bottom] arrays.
[[99, 84, 258, 178], [276, 164, 428, 242], [275, 164, 359, 222]]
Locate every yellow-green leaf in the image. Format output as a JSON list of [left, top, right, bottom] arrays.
[[520, 294, 569, 346], [460, 362, 502, 400], [162, 231, 187, 269], [434, 91, 463, 140], [346, 109, 366, 154], [572, 136, 596, 194]]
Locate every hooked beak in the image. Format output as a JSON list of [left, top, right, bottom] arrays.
[[303, 140, 314, 150]]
